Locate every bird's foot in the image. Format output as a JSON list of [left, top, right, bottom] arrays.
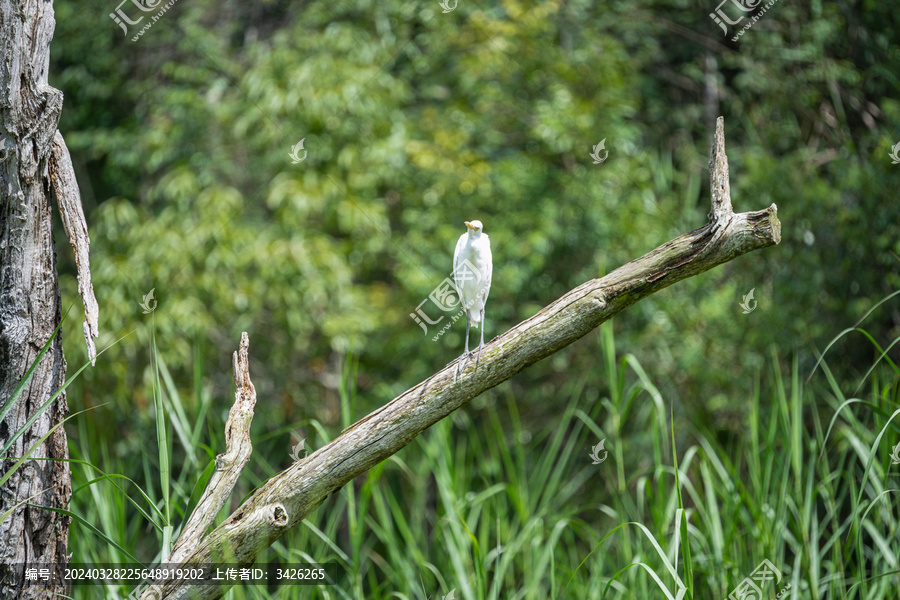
[[455, 352, 474, 381]]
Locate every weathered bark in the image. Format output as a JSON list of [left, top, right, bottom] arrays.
[[168, 333, 258, 566], [0, 0, 78, 598], [50, 131, 99, 366], [142, 118, 781, 600]]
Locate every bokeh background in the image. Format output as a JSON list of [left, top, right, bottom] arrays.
[[47, 0, 899, 598]]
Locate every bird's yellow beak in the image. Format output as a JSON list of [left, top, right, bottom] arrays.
[[464, 221, 473, 229]]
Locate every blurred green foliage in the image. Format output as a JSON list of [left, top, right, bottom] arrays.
[[47, 0, 899, 582], [53, 0, 898, 426]]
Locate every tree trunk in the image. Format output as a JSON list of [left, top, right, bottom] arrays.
[[0, 0, 71, 597]]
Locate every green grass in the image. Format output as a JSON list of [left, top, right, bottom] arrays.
[[61, 318, 900, 599]]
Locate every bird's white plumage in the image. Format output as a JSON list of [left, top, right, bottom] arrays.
[[452, 219, 493, 379], [453, 220, 492, 326]]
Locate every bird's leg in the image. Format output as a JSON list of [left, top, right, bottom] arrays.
[[456, 315, 472, 380], [475, 307, 485, 369], [465, 315, 471, 356]]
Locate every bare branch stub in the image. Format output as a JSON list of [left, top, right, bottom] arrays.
[[142, 334, 259, 599], [164, 333, 258, 569], [708, 115, 733, 227]]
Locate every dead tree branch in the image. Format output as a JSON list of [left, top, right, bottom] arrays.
[[142, 116, 780, 600], [169, 332, 258, 565], [49, 130, 99, 365]]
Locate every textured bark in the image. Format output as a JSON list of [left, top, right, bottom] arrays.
[[142, 118, 781, 600], [0, 0, 72, 598], [50, 131, 99, 366]]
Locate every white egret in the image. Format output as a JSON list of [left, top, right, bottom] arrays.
[[453, 220, 492, 378]]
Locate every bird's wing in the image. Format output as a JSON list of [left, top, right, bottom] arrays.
[[453, 233, 467, 298], [481, 236, 493, 304]]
